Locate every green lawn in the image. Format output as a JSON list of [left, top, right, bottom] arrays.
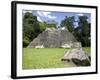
[[22, 48, 90, 70], [83, 47, 91, 55]]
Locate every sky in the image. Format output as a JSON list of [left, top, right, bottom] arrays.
[[23, 10, 91, 27]]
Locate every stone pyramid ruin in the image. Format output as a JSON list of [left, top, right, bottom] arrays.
[[27, 27, 90, 66], [27, 27, 81, 48]]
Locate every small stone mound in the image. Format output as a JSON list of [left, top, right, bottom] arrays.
[[61, 48, 90, 66]]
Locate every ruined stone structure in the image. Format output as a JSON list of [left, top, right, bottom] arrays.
[[61, 48, 90, 66], [27, 27, 81, 48]]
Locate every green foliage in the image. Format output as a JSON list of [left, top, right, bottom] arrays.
[[39, 22, 46, 31], [60, 16, 75, 33], [46, 23, 56, 28], [23, 12, 42, 47], [75, 16, 91, 47], [45, 20, 57, 28], [23, 37, 30, 47]]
